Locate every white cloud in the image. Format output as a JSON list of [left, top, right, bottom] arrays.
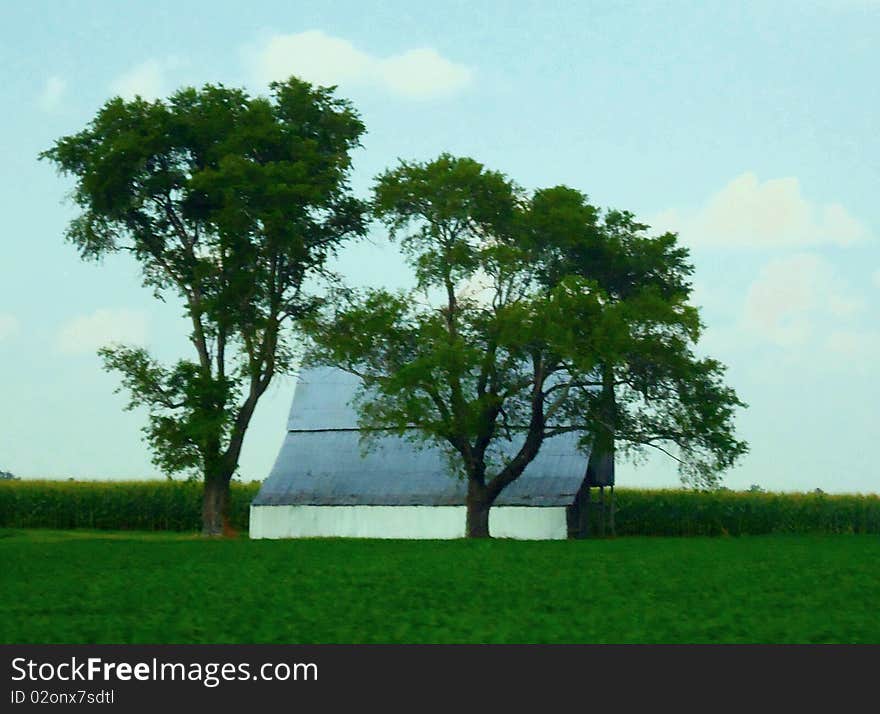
[[652, 173, 868, 249], [38, 76, 66, 111], [823, 329, 880, 361], [0, 314, 19, 342], [253, 32, 367, 89], [57, 309, 148, 355], [741, 253, 861, 347], [246, 30, 472, 99], [378, 48, 472, 99], [109, 59, 178, 101]]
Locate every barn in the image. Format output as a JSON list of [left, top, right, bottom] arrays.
[[250, 367, 609, 540]]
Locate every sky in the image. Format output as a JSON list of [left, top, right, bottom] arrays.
[[0, 0, 877, 493]]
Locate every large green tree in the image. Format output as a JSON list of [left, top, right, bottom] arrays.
[[41, 78, 366, 535], [305, 155, 677, 537], [522, 186, 747, 494]]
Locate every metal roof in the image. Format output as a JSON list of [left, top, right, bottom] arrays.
[[253, 367, 590, 507]]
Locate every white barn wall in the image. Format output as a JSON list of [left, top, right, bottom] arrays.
[[489, 507, 568, 539], [249, 505, 568, 540]]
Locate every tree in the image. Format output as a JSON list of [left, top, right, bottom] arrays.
[[304, 155, 667, 537], [521, 186, 747, 491], [41, 78, 366, 535]]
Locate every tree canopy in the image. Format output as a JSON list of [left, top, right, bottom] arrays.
[[305, 154, 707, 536], [522, 186, 747, 489], [41, 77, 366, 534]]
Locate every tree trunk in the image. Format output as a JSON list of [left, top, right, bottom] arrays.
[[202, 476, 230, 537], [583, 364, 617, 490], [465, 480, 492, 538], [572, 366, 618, 539]]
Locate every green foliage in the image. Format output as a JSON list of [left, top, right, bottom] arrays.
[[3, 531, 879, 643], [1, 481, 877, 537], [99, 347, 239, 474], [40, 78, 366, 531], [613, 488, 880, 536], [0, 480, 259, 531], [522, 186, 747, 487], [307, 154, 653, 534], [372, 153, 519, 286]]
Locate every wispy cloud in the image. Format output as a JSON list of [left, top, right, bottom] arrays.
[[0, 314, 19, 342], [823, 328, 880, 362], [652, 173, 868, 249], [57, 308, 148, 355], [38, 76, 66, 112], [109, 59, 180, 101], [741, 253, 861, 347], [245, 30, 472, 100]]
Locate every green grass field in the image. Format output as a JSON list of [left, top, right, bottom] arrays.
[[2, 529, 878, 643]]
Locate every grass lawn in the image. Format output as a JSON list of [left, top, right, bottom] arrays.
[[1, 529, 878, 643]]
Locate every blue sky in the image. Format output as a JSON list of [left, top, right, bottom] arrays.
[[1, 1, 877, 492]]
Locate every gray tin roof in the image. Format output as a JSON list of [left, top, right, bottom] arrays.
[[253, 367, 590, 507]]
